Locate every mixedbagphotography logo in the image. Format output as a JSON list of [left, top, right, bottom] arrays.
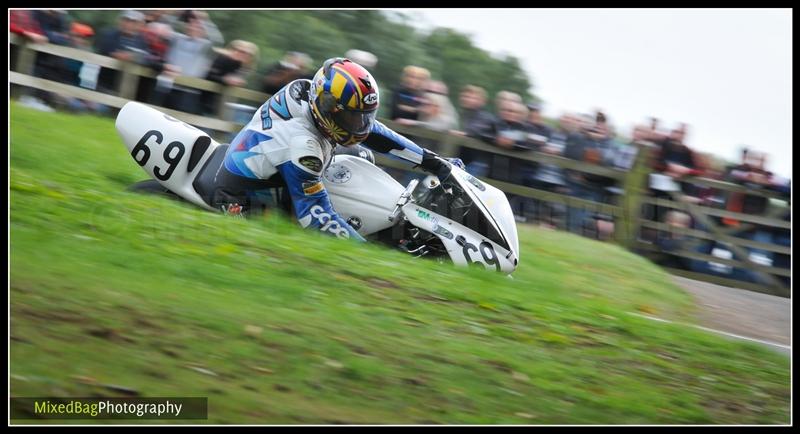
[[10, 397, 208, 420]]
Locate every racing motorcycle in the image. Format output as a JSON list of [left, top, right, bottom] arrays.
[[115, 102, 519, 274]]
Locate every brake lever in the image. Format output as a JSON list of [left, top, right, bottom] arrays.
[[388, 179, 419, 222]]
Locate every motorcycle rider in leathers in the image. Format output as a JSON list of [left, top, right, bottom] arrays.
[[214, 57, 461, 241]]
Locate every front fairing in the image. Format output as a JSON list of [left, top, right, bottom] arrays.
[[409, 167, 520, 273]]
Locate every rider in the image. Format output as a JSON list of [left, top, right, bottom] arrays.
[[214, 57, 460, 241]]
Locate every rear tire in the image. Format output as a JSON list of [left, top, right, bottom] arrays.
[[128, 179, 179, 200]]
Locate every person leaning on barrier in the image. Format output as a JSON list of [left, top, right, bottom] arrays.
[[200, 40, 259, 115], [562, 114, 617, 234], [399, 81, 460, 135], [493, 100, 540, 219], [424, 80, 460, 131], [452, 85, 497, 179], [493, 100, 539, 179], [389, 65, 430, 122], [453, 85, 496, 141], [527, 103, 569, 193], [654, 124, 705, 203], [32, 10, 70, 46], [495, 90, 523, 108], [150, 15, 216, 114], [142, 22, 173, 73], [61, 23, 108, 114], [10, 10, 50, 109], [261, 51, 314, 96], [176, 10, 224, 47], [94, 10, 151, 94], [10, 10, 48, 44], [24, 10, 74, 108], [404, 92, 459, 133]]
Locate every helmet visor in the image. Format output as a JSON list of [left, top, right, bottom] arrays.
[[333, 109, 377, 136]]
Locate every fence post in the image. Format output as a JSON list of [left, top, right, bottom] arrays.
[[216, 84, 233, 121], [117, 62, 140, 100], [436, 133, 462, 159], [11, 40, 37, 100], [615, 143, 652, 248]]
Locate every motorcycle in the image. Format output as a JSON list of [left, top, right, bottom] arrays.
[[115, 101, 519, 274]]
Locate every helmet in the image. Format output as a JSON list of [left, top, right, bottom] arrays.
[[309, 58, 379, 146]]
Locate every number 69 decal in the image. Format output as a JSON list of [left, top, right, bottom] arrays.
[[457, 235, 501, 271], [131, 130, 186, 181]]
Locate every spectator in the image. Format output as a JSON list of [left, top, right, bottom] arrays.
[[655, 124, 699, 176], [11, 10, 51, 110], [723, 150, 788, 232], [494, 100, 539, 218], [412, 92, 459, 132], [652, 124, 704, 204], [176, 10, 224, 47], [607, 125, 638, 172], [63, 22, 94, 81], [18, 10, 74, 110], [345, 49, 377, 68], [151, 15, 216, 113], [389, 65, 429, 122], [405, 80, 459, 133], [425, 80, 459, 128], [527, 103, 567, 191], [142, 22, 174, 73], [10, 10, 48, 44], [261, 51, 313, 95], [525, 106, 571, 226], [32, 10, 70, 46], [62, 22, 107, 114], [94, 10, 150, 94], [563, 115, 617, 234], [454, 85, 497, 177], [143, 10, 175, 26], [454, 85, 495, 140], [495, 90, 523, 109], [494, 100, 533, 152], [201, 40, 259, 115], [525, 103, 552, 143], [631, 124, 654, 146], [654, 210, 694, 269], [647, 116, 668, 143]]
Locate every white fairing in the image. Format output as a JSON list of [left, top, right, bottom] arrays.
[[324, 157, 518, 273], [451, 166, 520, 262], [403, 166, 519, 274], [403, 203, 517, 274], [322, 155, 405, 236], [115, 102, 221, 210]]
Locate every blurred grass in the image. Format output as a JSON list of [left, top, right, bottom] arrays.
[[10, 103, 790, 424]]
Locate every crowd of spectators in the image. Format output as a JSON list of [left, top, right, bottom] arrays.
[[12, 9, 254, 117], [381, 63, 790, 282]]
